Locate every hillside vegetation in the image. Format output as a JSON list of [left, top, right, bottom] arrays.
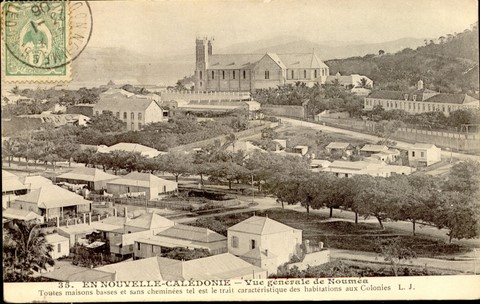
[[326, 23, 479, 95]]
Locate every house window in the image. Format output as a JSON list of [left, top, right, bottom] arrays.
[[243, 70, 246, 79], [304, 70, 307, 79], [123, 112, 127, 119], [222, 70, 225, 79], [404, 94, 408, 101], [200, 81, 203, 87], [57, 243, 61, 253], [199, 71, 203, 80], [131, 122, 134, 130], [421, 152, 424, 157], [428, 104, 431, 111], [131, 112, 134, 120], [291, 70, 294, 79], [116, 112, 120, 118], [413, 95, 417, 101], [138, 112, 142, 120], [314, 70, 318, 78], [137, 242, 140, 250], [211, 71, 215, 79], [163, 185, 166, 192], [233, 71, 236, 79], [265, 70, 270, 79], [231, 236, 239, 248], [423, 104, 425, 111], [250, 239, 256, 249], [138, 123, 142, 129], [412, 151, 416, 157]]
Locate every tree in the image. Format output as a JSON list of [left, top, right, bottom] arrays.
[[3, 220, 54, 282], [433, 191, 479, 243], [89, 111, 126, 133], [375, 120, 404, 143], [378, 50, 385, 56], [2, 138, 19, 167], [443, 160, 480, 194], [376, 238, 416, 276], [157, 152, 193, 183], [162, 247, 211, 261]]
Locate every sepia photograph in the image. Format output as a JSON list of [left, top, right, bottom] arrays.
[[2, 0, 479, 302]]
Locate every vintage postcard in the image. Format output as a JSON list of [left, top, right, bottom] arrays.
[[2, 0, 479, 302]]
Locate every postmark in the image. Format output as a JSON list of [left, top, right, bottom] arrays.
[[1, 1, 93, 83]]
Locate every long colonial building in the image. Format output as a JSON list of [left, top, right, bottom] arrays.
[[364, 80, 479, 116], [194, 37, 330, 92]]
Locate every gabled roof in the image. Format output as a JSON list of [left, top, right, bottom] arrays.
[[14, 185, 91, 209], [410, 143, 438, 150], [208, 54, 264, 69], [95, 97, 158, 112], [108, 172, 177, 188], [100, 88, 136, 98], [277, 53, 328, 69], [56, 167, 118, 182], [423, 93, 479, 104], [157, 224, 226, 243], [45, 233, 69, 243], [125, 212, 174, 230], [98, 253, 265, 281], [263, 53, 287, 69], [367, 88, 438, 101], [42, 263, 114, 282], [2, 208, 43, 221], [228, 216, 299, 235]]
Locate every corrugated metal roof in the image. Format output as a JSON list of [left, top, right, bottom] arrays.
[[45, 233, 69, 243], [424, 93, 479, 104], [326, 142, 351, 150], [125, 213, 174, 230], [361, 144, 389, 152], [43, 264, 115, 282], [14, 185, 91, 209], [95, 96, 157, 112]]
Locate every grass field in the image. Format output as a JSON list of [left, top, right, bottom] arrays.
[[192, 208, 470, 258]]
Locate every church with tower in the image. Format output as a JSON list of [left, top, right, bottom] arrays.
[[194, 37, 330, 92]]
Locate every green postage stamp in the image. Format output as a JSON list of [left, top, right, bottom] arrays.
[[2, 1, 92, 82]]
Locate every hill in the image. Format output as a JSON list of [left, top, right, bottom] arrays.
[[325, 24, 479, 94]]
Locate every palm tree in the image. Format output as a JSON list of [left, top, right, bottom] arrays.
[[3, 220, 53, 281]]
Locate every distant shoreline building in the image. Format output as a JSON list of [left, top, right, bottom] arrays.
[[194, 37, 330, 92]]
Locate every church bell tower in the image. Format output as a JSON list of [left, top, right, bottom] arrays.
[[195, 37, 212, 91]]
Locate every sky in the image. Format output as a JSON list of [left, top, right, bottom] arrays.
[[87, 0, 478, 57]]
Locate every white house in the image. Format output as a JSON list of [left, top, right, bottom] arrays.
[[106, 172, 178, 200], [56, 167, 119, 191], [97, 142, 165, 158], [93, 96, 168, 131], [323, 160, 415, 177], [45, 233, 70, 259], [408, 143, 441, 167], [227, 216, 302, 275]]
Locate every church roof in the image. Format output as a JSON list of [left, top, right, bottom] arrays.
[[277, 53, 328, 69], [207, 52, 328, 70], [228, 216, 299, 235]]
